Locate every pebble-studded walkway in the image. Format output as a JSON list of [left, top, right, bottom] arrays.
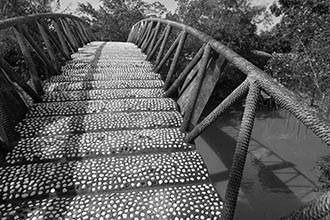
[[0, 42, 223, 219]]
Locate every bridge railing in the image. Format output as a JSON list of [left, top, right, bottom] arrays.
[[128, 18, 330, 220], [0, 13, 94, 147]]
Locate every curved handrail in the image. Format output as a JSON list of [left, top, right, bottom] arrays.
[[0, 13, 87, 30], [131, 18, 330, 146], [128, 18, 330, 220]]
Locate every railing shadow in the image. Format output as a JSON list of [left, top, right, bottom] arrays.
[[195, 107, 325, 220]]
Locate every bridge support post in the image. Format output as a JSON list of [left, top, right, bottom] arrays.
[[221, 80, 259, 220], [37, 20, 60, 73], [13, 25, 43, 95], [53, 18, 71, 58], [163, 31, 187, 90], [180, 43, 211, 132]]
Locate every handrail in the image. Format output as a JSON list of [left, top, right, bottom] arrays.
[[0, 13, 88, 30], [0, 13, 95, 145], [128, 18, 330, 220]]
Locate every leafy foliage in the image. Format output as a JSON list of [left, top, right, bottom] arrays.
[[262, 0, 330, 192], [174, 0, 267, 54], [0, 0, 59, 77], [0, 0, 60, 19], [77, 0, 169, 41], [265, 0, 330, 110]]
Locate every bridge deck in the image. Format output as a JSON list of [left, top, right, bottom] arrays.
[[0, 42, 223, 219]]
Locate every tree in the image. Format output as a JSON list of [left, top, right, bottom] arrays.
[[265, 0, 330, 109], [77, 0, 169, 41], [262, 0, 330, 192], [0, 0, 60, 19], [0, 0, 60, 77], [174, 0, 267, 54]]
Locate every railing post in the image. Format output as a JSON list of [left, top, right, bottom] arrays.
[[39, 20, 71, 60], [61, 18, 79, 51], [154, 31, 182, 73], [221, 80, 259, 220], [0, 121, 10, 149], [137, 22, 148, 46], [53, 17, 71, 58], [74, 19, 89, 44], [155, 24, 171, 66], [0, 57, 42, 103], [180, 43, 211, 132], [163, 31, 187, 90], [134, 23, 145, 44], [184, 80, 249, 142], [20, 24, 59, 77], [146, 22, 161, 55], [71, 23, 84, 47], [13, 25, 43, 95], [57, 19, 75, 53], [37, 20, 60, 72], [164, 45, 205, 97], [146, 24, 167, 61], [127, 24, 136, 42], [139, 21, 152, 49]]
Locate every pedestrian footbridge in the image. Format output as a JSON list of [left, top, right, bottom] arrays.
[[0, 14, 329, 220]]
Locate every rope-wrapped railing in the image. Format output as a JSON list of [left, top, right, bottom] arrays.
[[0, 13, 94, 147], [128, 18, 330, 220]]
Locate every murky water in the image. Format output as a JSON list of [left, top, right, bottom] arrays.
[[195, 107, 329, 219]]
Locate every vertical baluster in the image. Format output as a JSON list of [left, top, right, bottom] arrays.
[[154, 31, 182, 73], [70, 21, 84, 47], [133, 23, 144, 44], [146, 22, 161, 55], [184, 80, 249, 142], [146, 25, 167, 61], [53, 18, 71, 58], [180, 43, 211, 132], [127, 24, 136, 42], [142, 22, 156, 52], [0, 121, 9, 150], [136, 22, 147, 46], [138, 22, 150, 47], [221, 80, 259, 220], [155, 24, 171, 66], [163, 31, 187, 90], [74, 19, 89, 44], [61, 18, 79, 51], [0, 106, 11, 150], [57, 18, 75, 53], [20, 24, 59, 77], [139, 22, 152, 48], [37, 20, 60, 72], [85, 24, 94, 41], [13, 25, 43, 95], [79, 20, 93, 42], [39, 20, 71, 60], [164, 45, 205, 97], [0, 57, 42, 102]]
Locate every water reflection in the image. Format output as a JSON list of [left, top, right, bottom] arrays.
[[196, 107, 328, 220]]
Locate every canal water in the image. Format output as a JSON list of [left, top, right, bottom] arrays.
[[195, 107, 329, 219]]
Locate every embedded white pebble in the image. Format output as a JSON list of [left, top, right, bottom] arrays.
[[27, 98, 177, 117], [50, 71, 161, 82], [6, 128, 191, 164], [0, 41, 222, 220], [0, 151, 208, 200], [42, 89, 164, 102], [0, 184, 223, 220], [43, 80, 164, 92], [16, 111, 182, 138]]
